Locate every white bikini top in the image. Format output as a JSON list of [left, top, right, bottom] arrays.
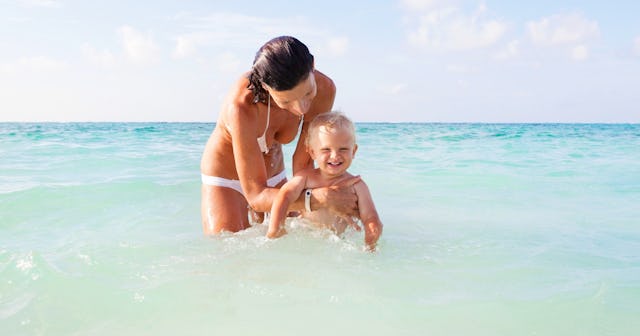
[[256, 95, 304, 155], [256, 95, 271, 154]]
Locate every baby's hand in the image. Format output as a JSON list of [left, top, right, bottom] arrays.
[[342, 215, 361, 232], [364, 221, 382, 251], [365, 243, 377, 252], [266, 226, 287, 239]]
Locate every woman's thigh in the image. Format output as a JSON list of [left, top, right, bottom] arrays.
[[201, 185, 251, 234]]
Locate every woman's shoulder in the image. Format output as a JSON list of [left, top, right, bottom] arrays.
[[227, 73, 254, 103], [220, 74, 258, 128], [314, 70, 336, 95], [305, 70, 336, 120]]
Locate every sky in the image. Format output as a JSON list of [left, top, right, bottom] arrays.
[[1, 0, 639, 123]]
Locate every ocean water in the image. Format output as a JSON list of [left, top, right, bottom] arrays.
[[1, 122, 639, 335]]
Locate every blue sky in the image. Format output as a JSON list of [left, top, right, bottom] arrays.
[[1, 0, 639, 122]]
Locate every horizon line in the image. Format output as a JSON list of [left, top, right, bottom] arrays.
[[2, 120, 639, 125]]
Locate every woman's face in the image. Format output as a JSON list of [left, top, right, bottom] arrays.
[[264, 72, 317, 117]]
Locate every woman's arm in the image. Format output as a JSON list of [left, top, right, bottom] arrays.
[[308, 177, 361, 216], [267, 176, 307, 238], [227, 100, 281, 213]]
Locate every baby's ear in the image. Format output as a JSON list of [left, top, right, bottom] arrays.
[[352, 144, 358, 156]]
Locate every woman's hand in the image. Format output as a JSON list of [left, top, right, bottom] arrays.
[[311, 176, 361, 217]]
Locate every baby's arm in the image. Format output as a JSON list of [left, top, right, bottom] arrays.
[[267, 175, 307, 238], [354, 180, 383, 250]]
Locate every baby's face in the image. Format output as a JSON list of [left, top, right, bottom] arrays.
[[308, 126, 357, 177]]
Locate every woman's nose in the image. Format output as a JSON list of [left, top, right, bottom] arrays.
[[292, 99, 311, 115]]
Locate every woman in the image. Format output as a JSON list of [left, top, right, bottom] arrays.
[[200, 36, 359, 234]]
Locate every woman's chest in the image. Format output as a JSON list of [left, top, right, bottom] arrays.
[[264, 111, 302, 145]]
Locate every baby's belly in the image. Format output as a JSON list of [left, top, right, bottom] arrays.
[[301, 210, 348, 234]]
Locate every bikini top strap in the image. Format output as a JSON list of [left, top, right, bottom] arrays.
[[261, 95, 270, 138], [256, 95, 271, 154], [298, 114, 304, 134]]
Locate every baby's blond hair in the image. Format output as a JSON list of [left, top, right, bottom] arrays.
[[306, 111, 356, 147]]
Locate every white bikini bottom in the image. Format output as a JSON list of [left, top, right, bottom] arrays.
[[201, 170, 287, 196]]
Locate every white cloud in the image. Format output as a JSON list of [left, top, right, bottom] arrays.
[[170, 11, 360, 64], [81, 26, 160, 68], [192, 12, 273, 30], [446, 64, 476, 73], [0, 56, 66, 73], [404, 2, 507, 51], [456, 79, 469, 88], [634, 36, 640, 57], [18, 0, 61, 8], [527, 13, 599, 46], [326, 36, 349, 57], [118, 25, 160, 64], [82, 43, 118, 67], [172, 36, 197, 59], [170, 12, 314, 61], [400, 0, 451, 11], [526, 13, 599, 61], [215, 52, 242, 73], [0, 64, 11, 73], [377, 83, 408, 95], [571, 45, 588, 61], [171, 32, 220, 59], [494, 40, 519, 60]]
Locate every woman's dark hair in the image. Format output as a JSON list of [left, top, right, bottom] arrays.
[[247, 36, 314, 103]]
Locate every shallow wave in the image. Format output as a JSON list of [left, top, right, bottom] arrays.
[[1, 122, 639, 335]]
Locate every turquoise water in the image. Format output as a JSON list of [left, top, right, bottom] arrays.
[[1, 122, 639, 335]]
